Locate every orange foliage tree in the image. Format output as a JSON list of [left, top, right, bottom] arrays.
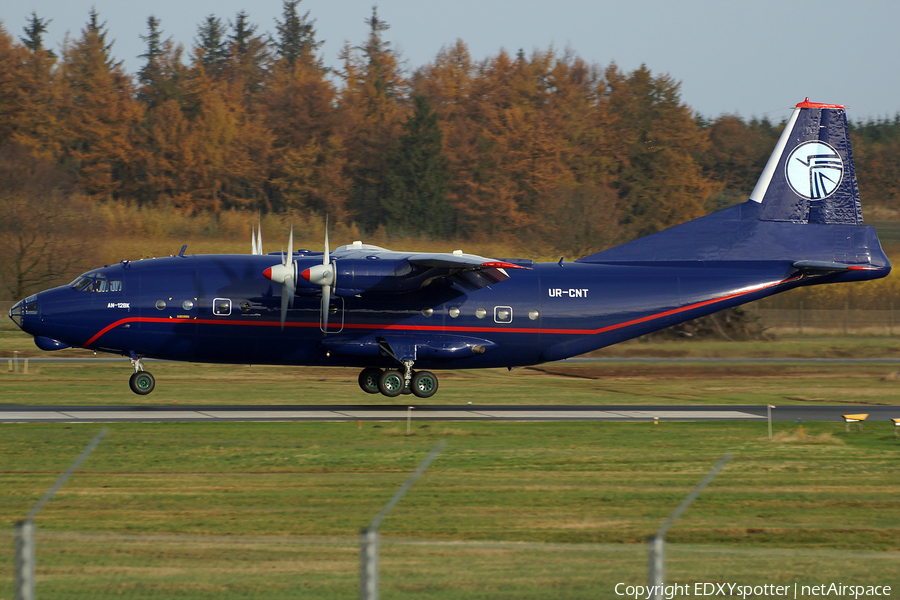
[[1, 1, 897, 256]]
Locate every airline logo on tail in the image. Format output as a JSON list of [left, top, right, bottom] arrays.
[[785, 141, 844, 200]]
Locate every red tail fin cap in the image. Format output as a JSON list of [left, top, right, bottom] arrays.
[[796, 98, 844, 109]]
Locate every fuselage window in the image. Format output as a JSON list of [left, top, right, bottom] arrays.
[[213, 298, 232, 316], [494, 306, 513, 323]]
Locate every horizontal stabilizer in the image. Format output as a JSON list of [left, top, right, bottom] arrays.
[[792, 260, 881, 274]]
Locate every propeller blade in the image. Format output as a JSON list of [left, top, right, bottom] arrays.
[[321, 283, 330, 332], [264, 227, 297, 329], [251, 224, 257, 255], [323, 215, 329, 265], [257, 216, 262, 254], [286, 226, 293, 266], [280, 276, 292, 329], [321, 216, 332, 333]]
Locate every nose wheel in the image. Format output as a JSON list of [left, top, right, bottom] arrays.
[[129, 357, 155, 395], [129, 371, 155, 395]]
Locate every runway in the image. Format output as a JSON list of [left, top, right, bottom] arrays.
[[2, 404, 898, 423]]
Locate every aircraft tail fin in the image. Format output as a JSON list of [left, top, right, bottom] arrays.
[[749, 99, 862, 224], [577, 99, 889, 275]]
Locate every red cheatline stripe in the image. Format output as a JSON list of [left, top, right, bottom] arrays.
[[84, 275, 799, 348]]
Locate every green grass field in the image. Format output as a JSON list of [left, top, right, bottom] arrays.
[[3, 322, 900, 597], [2, 358, 900, 406], [1, 421, 899, 598], [2, 323, 900, 406]]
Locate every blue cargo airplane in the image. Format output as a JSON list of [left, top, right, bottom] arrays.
[[8, 100, 891, 397]]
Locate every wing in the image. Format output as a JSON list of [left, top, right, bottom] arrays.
[[299, 245, 531, 296]]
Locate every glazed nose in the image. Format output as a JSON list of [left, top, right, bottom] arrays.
[[8, 295, 38, 331]]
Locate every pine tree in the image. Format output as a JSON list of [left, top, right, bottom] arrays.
[[274, 0, 323, 68], [137, 16, 163, 87], [194, 15, 229, 78], [228, 11, 273, 99], [20, 11, 55, 57], [230, 11, 256, 58], [381, 95, 452, 237], [338, 6, 406, 231]]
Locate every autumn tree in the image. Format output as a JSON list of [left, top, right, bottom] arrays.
[[413, 46, 610, 242], [699, 114, 780, 211], [262, 59, 349, 217], [851, 116, 900, 209], [2, 16, 58, 160], [0, 25, 29, 143], [603, 64, 714, 238], [53, 9, 145, 201]]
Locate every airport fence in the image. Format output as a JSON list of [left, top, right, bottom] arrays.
[[1, 531, 899, 599]]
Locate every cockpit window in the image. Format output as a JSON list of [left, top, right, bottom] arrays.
[[72, 276, 93, 291], [71, 273, 123, 293], [24, 295, 38, 314]]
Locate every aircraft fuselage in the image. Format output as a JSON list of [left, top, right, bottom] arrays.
[[20, 253, 815, 370]]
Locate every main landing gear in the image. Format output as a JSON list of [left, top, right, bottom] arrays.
[[129, 357, 155, 395], [358, 365, 439, 399]]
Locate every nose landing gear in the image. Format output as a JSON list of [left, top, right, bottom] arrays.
[[129, 357, 155, 395]]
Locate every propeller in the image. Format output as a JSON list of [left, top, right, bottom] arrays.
[[301, 218, 336, 333], [262, 227, 296, 328]]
